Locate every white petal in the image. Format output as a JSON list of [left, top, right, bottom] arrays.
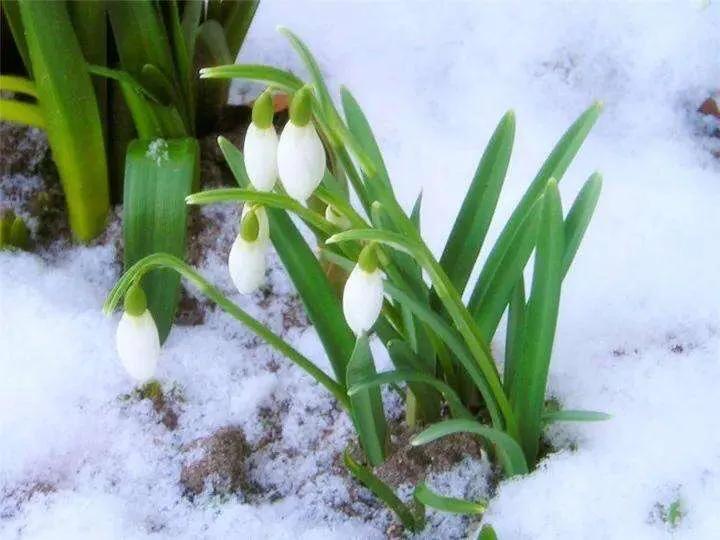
[[242, 204, 270, 245], [342, 265, 384, 335], [116, 310, 160, 382], [228, 234, 267, 294], [277, 122, 326, 201], [243, 123, 279, 191]]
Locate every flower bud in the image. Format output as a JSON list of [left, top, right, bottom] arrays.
[[244, 90, 279, 191], [228, 206, 269, 294], [342, 244, 384, 335], [116, 284, 160, 382], [277, 86, 326, 201]]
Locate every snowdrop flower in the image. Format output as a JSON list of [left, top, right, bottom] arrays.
[[343, 243, 384, 335], [228, 205, 269, 294], [116, 284, 160, 382], [277, 85, 326, 202], [244, 89, 278, 191], [325, 205, 351, 230]]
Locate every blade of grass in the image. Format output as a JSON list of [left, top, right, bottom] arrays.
[[510, 179, 565, 464], [19, 0, 109, 241], [478, 524, 499, 540], [216, 136, 356, 384], [411, 419, 528, 476], [346, 334, 387, 466], [343, 449, 423, 532], [123, 138, 199, 342], [413, 482, 486, 515]]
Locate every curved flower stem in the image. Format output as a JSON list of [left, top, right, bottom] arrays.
[[104, 253, 350, 410]]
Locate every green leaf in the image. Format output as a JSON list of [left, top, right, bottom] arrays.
[[0, 75, 37, 98], [413, 482, 486, 515], [543, 409, 611, 425], [199, 64, 304, 93], [468, 103, 601, 331], [123, 138, 199, 342], [107, 1, 175, 81], [439, 111, 515, 294], [195, 18, 233, 130], [186, 188, 338, 237], [503, 277, 525, 396], [562, 172, 602, 277], [216, 137, 356, 385], [412, 419, 528, 477], [471, 199, 542, 340], [343, 449, 423, 532], [220, 0, 258, 57], [347, 368, 472, 420], [19, 0, 109, 242], [103, 253, 349, 410], [410, 192, 423, 229], [346, 334, 387, 466], [477, 524, 499, 540], [0, 99, 45, 129], [510, 179, 565, 464]]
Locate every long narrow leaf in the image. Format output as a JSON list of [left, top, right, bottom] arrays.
[[411, 419, 528, 477], [439, 111, 515, 294], [2, 0, 31, 75], [386, 340, 441, 423], [343, 450, 423, 532], [562, 172, 602, 276], [543, 409, 610, 425], [510, 179, 565, 464], [503, 277, 525, 396], [19, 0, 109, 241], [413, 482, 486, 515], [221, 0, 258, 56], [199, 64, 304, 93], [0, 75, 37, 97], [346, 335, 387, 466], [123, 138, 199, 342], [0, 99, 45, 129]]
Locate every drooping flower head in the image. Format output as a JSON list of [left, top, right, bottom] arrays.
[[343, 243, 384, 335], [277, 85, 326, 202], [244, 89, 279, 192], [228, 205, 269, 294], [116, 283, 160, 382]]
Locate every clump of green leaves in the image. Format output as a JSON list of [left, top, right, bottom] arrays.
[[107, 27, 608, 532]]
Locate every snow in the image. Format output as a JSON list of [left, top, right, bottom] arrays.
[[2, 1, 720, 539]]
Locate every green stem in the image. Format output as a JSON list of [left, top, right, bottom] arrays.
[[104, 253, 350, 410]]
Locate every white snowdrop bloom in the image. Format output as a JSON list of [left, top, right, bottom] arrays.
[[243, 90, 278, 191], [277, 86, 326, 202], [343, 244, 384, 335], [116, 285, 160, 382], [228, 207, 268, 294]]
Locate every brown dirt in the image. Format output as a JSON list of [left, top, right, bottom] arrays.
[[180, 426, 249, 497]]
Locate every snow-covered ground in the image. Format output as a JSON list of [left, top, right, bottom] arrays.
[[2, 2, 720, 539]]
